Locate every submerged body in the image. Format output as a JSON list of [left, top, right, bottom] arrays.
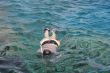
[[37, 28, 60, 55], [41, 43, 57, 55]]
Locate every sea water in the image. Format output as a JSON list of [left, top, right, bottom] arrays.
[[0, 0, 110, 73]]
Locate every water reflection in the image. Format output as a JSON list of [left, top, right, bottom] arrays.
[[0, 0, 110, 73]]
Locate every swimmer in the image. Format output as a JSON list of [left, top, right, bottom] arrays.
[[37, 28, 60, 56]]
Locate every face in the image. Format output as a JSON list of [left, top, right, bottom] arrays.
[[43, 50, 51, 55]]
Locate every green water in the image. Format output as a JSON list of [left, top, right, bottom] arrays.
[[0, 0, 110, 73]]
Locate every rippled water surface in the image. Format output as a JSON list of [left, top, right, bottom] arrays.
[[0, 0, 110, 73]]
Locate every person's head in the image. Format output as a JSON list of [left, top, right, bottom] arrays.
[[4, 46, 10, 51], [43, 49, 52, 55]]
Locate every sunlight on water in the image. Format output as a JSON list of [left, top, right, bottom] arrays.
[[0, 0, 110, 73]]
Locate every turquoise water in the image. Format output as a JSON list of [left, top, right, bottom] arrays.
[[0, 0, 110, 73]]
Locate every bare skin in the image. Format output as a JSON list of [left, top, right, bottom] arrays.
[[38, 29, 60, 55]]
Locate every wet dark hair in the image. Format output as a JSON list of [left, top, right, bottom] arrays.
[[5, 46, 10, 51], [43, 50, 51, 55]]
